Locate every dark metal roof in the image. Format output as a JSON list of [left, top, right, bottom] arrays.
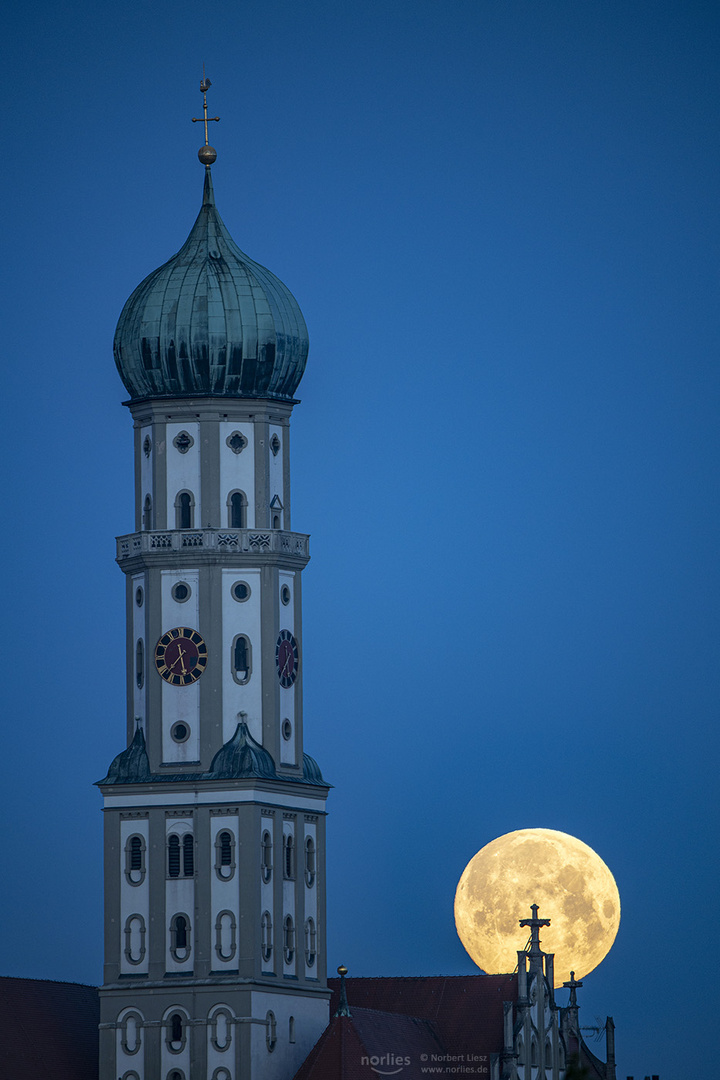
[[207, 720, 277, 779], [96, 723, 330, 788], [113, 167, 308, 402]]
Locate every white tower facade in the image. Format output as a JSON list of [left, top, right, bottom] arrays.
[[98, 136, 329, 1080]]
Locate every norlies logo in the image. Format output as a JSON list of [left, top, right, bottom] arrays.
[[361, 1053, 412, 1075]]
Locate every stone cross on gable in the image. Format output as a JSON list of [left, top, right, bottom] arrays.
[[563, 970, 583, 1009], [519, 903, 551, 955]]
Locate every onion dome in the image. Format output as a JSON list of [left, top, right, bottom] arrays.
[[113, 167, 308, 401], [207, 721, 278, 780], [97, 726, 151, 785]]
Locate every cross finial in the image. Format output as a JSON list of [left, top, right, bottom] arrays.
[[563, 969, 583, 1009], [192, 65, 220, 165], [519, 903, 551, 955]]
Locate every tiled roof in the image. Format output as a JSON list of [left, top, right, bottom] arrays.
[[295, 974, 519, 1080], [294, 1008, 444, 1080], [328, 974, 518, 1055], [0, 976, 99, 1080]]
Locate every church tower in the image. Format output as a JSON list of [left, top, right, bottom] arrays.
[[97, 85, 330, 1080]]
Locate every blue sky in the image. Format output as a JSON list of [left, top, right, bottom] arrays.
[[2, 2, 719, 1077]]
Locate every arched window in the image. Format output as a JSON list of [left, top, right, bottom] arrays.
[[272, 514, 280, 529], [219, 831, 232, 865], [261, 911, 273, 962], [266, 1010, 277, 1052], [125, 835, 145, 884], [228, 490, 247, 528], [183, 834, 194, 877], [135, 639, 144, 689], [174, 915, 188, 950], [165, 1010, 188, 1055], [289, 1016, 296, 1043], [530, 1039, 538, 1067], [168, 835, 180, 878], [143, 495, 152, 530], [283, 915, 295, 964], [305, 836, 316, 887], [175, 491, 194, 530], [305, 917, 317, 967], [130, 836, 142, 869], [232, 635, 251, 684], [283, 834, 295, 880], [215, 830, 235, 879], [170, 914, 191, 961], [171, 1014, 183, 1044], [261, 830, 273, 882]]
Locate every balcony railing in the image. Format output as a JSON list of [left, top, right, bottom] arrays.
[[117, 528, 309, 561]]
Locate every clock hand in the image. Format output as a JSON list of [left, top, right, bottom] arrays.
[[168, 647, 186, 672]]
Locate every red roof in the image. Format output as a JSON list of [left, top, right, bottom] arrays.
[[0, 976, 99, 1080], [295, 1008, 444, 1080], [329, 975, 517, 1056], [295, 974, 518, 1080]]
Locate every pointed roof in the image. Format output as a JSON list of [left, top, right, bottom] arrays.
[[293, 1008, 444, 1080], [114, 166, 308, 402]]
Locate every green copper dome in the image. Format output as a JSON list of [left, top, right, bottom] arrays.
[[114, 167, 308, 401]]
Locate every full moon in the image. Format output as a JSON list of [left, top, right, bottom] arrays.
[[454, 828, 620, 986]]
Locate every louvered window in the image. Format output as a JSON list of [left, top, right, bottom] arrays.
[[283, 834, 295, 879], [219, 831, 232, 866], [183, 834, 194, 876], [130, 836, 142, 871], [168, 835, 180, 877]]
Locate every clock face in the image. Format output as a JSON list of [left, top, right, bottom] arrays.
[[155, 627, 208, 685], [276, 630, 299, 688]]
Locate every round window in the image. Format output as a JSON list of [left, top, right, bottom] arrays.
[[135, 587, 144, 607], [282, 719, 292, 741], [232, 581, 251, 602], [171, 722, 190, 743], [280, 585, 291, 606], [172, 581, 191, 602]]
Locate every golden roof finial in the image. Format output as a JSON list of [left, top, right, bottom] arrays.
[[193, 64, 220, 165]]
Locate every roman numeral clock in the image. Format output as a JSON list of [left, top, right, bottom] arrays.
[[96, 80, 331, 1080]]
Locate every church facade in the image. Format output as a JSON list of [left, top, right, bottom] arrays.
[[96, 120, 331, 1080]]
